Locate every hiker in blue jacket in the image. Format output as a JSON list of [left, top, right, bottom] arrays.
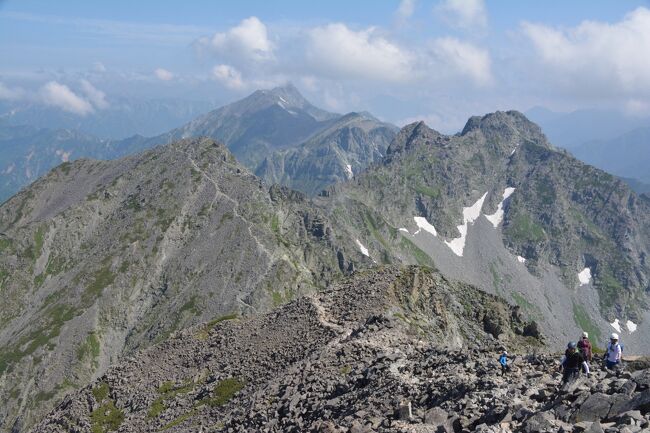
[[499, 350, 509, 376]]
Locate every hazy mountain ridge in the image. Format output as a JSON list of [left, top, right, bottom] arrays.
[[0, 138, 368, 432], [572, 127, 650, 185], [0, 98, 217, 140], [0, 124, 151, 203], [526, 107, 650, 191]]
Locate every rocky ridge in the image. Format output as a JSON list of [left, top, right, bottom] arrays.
[[0, 137, 367, 432], [30, 266, 650, 433]]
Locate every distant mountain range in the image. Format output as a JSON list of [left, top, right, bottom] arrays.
[[0, 124, 151, 203], [147, 84, 397, 195], [527, 107, 650, 193], [0, 84, 397, 202]]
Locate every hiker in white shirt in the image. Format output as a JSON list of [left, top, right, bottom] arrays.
[[604, 333, 622, 370]]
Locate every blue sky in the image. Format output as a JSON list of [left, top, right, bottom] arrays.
[[1, 0, 650, 131]]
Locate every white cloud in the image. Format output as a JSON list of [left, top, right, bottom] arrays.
[[307, 23, 413, 83], [80, 79, 109, 109], [154, 68, 174, 81], [436, 0, 487, 31], [199, 16, 274, 63], [522, 7, 650, 98], [396, 0, 416, 23], [0, 82, 24, 100], [40, 81, 94, 116], [430, 37, 492, 86], [212, 64, 245, 90]]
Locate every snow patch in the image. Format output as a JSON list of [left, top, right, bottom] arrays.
[[355, 239, 369, 257], [485, 187, 515, 228], [413, 216, 437, 237], [517, 256, 526, 263], [398, 228, 410, 234], [611, 319, 621, 333], [578, 268, 592, 286], [345, 164, 353, 179], [444, 192, 488, 257], [278, 96, 288, 104], [626, 320, 637, 333]]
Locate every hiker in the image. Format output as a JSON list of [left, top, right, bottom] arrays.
[[577, 331, 592, 362], [499, 350, 509, 376], [603, 333, 622, 370], [559, 341, 589, 383]]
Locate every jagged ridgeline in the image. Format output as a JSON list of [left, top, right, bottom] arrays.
[[321, 111, 650, 349], [0, 138, 369, 432], [30, 266, 545, 433]]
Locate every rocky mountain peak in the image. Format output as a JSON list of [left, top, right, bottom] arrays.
[[460, 110, 549, 148], [386, 121, 441, 158], [267, 82, 309, 108]]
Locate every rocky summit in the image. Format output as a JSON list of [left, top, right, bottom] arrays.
[[29, 266, 650, 433]]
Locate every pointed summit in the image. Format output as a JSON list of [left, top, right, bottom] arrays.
[[386, 121, 441, 158], [268, 82, 309, 108]]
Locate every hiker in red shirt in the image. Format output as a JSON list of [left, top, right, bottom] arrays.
[[577, 331, 592, 362]]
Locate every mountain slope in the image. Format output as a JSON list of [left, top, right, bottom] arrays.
[[31, 266, 650, 433], [0, 138, 367, 432], [255, 112, 397, 196], [318, 111, 650, 350]]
